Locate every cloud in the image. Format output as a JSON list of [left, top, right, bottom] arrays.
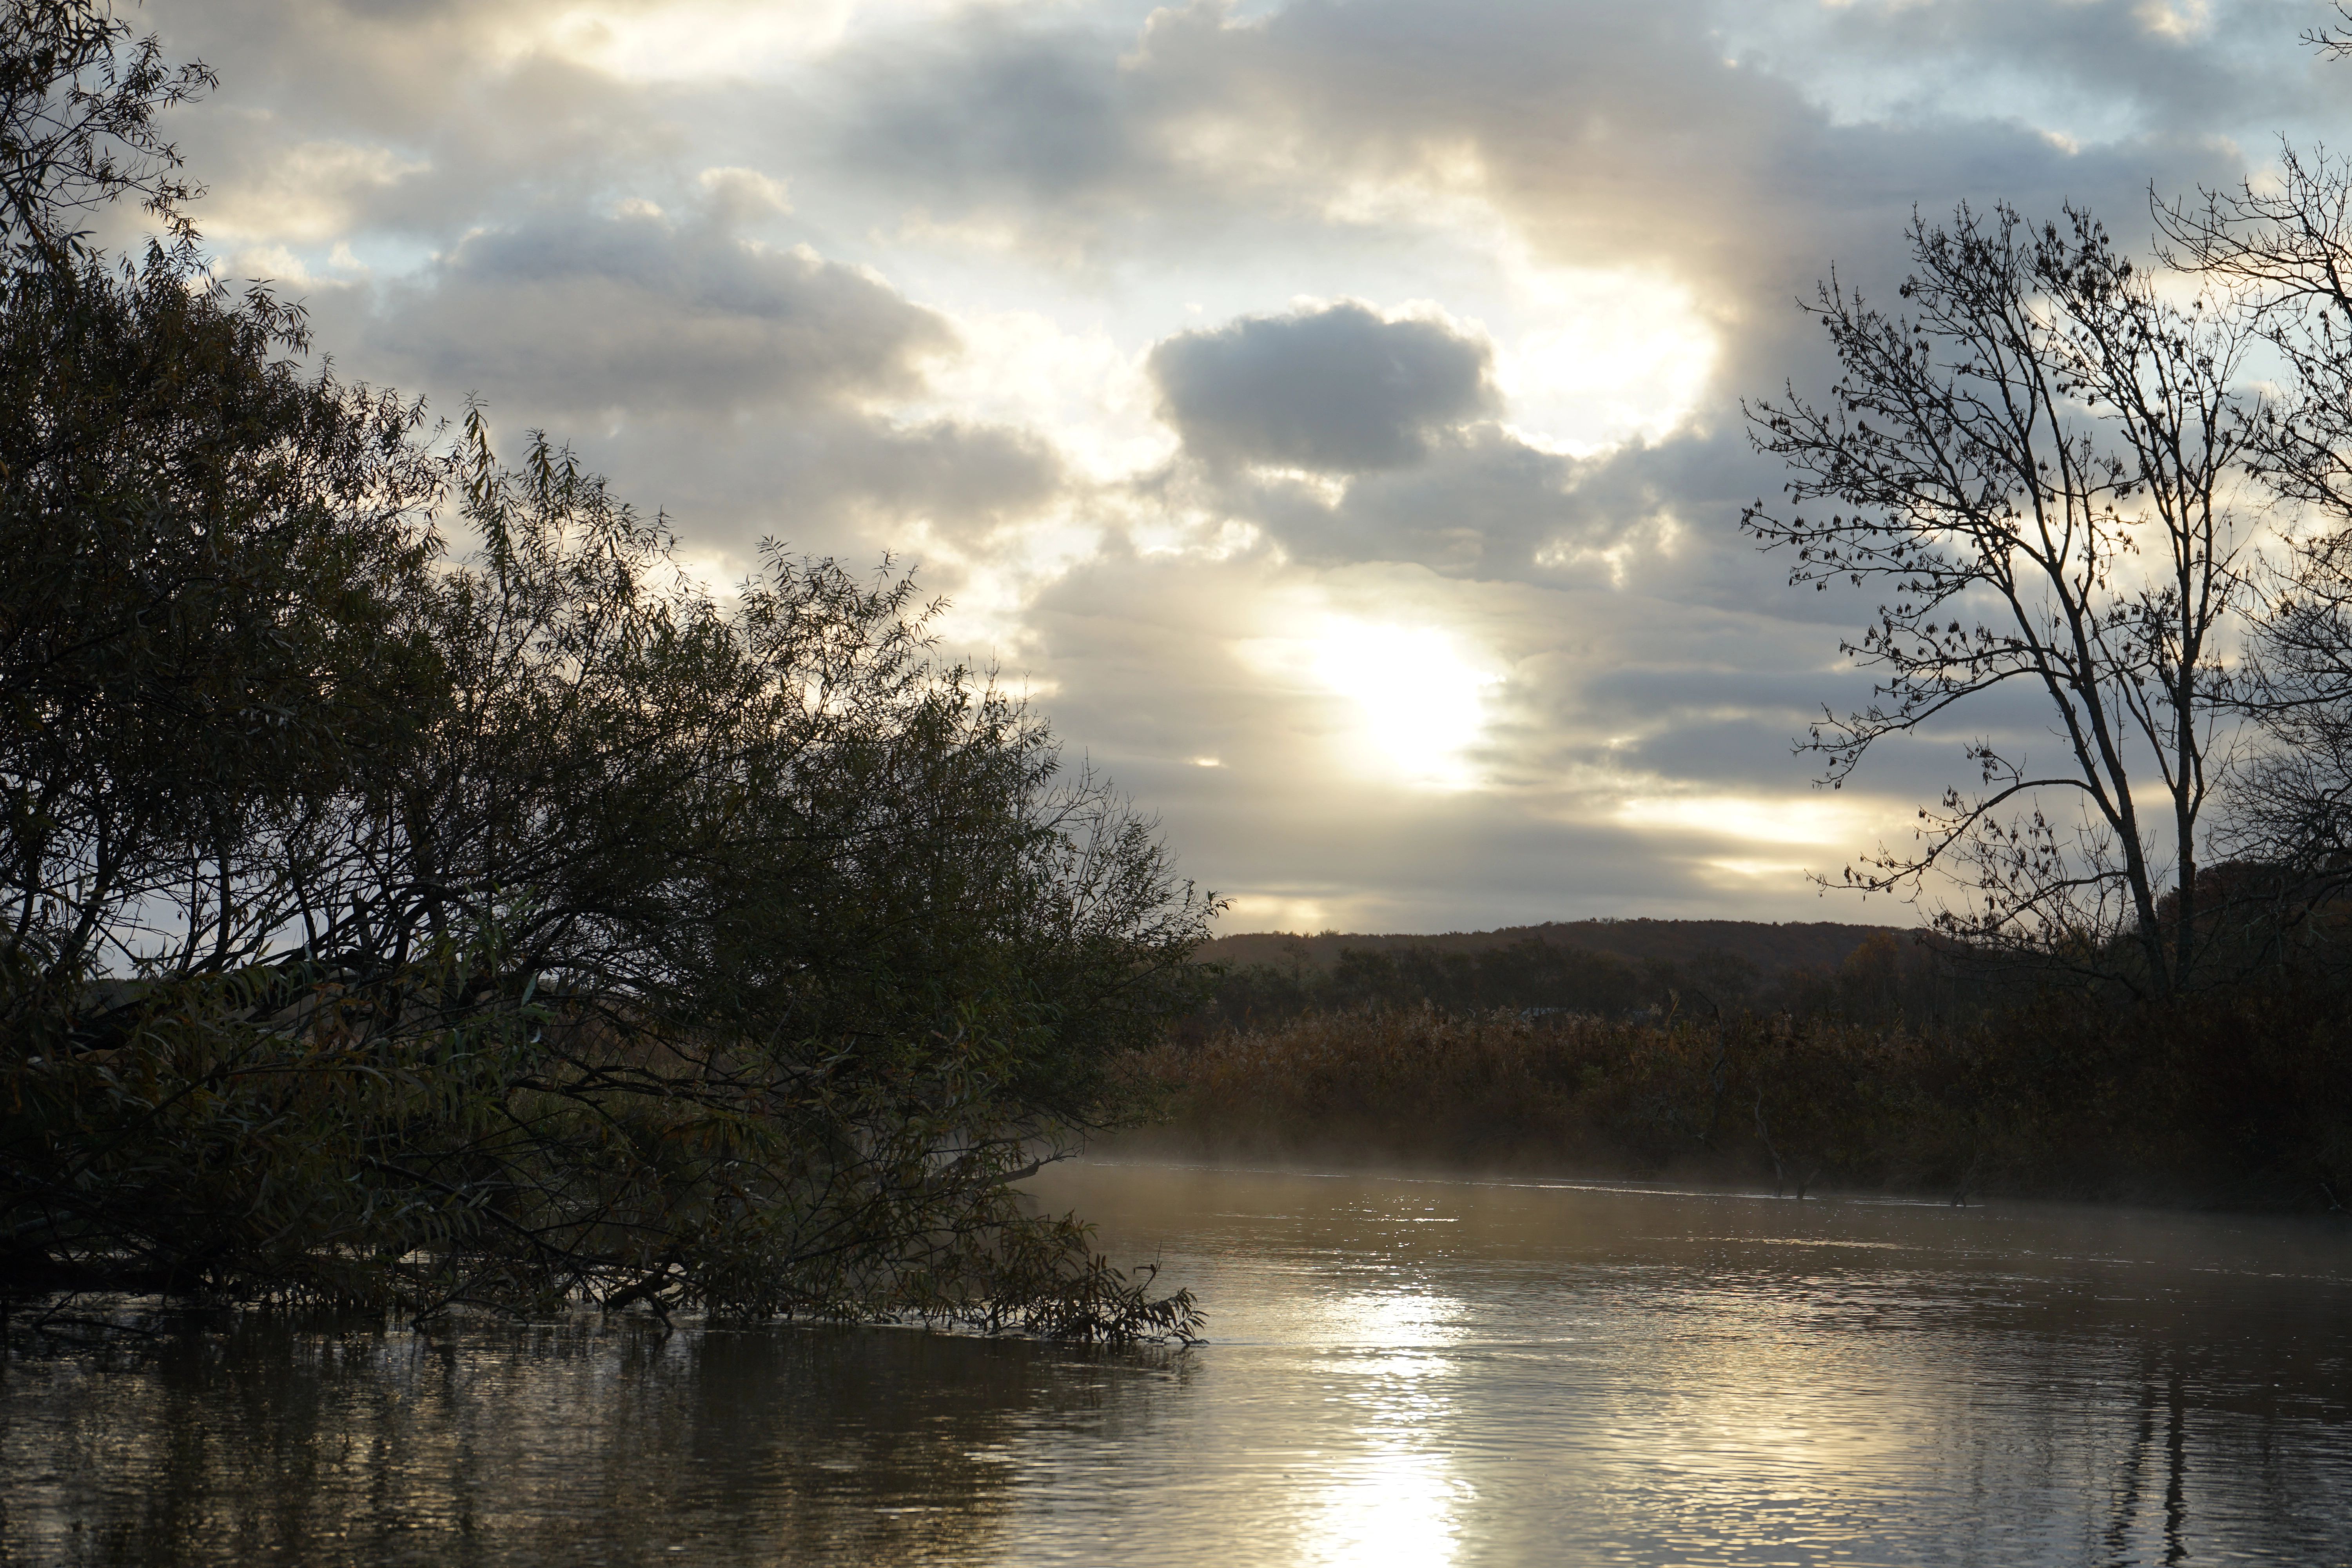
[[1736, 0, 2325, 138], [1149, 302, 1496, 472], [820, 0, 2249, 354], [1129, 421, 1779, 582], [198, 137, 429, 243], [135, 0, 2345, 930], [1165, 427, 1568, 574], [832, 12, 1147, 214], [360, 200, 953, 418]]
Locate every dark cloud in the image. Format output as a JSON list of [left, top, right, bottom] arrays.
[[357, 201, 953, 418], [511, 412, 1067, 567], [1150, 425, 1780, 582], [1149, 303, 1495, 472], [833, 15, 1146, 210], [1193, 428, 1566, 573], [157, 2, 681, 249], [822, 0, 2255, 339]]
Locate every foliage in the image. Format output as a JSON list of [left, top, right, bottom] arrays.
[[0, 256, 440, 989], [2, 404, 1213, 1340], [1192, 936, 1651, 1034], [0, 0, 214, 266], [1125, 1005, 1929, 1191], [0, 3, 1212, 1341], [2156, 141, 2352, 929]]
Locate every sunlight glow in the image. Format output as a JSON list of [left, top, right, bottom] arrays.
[[1701, 857, 1815, 881], [1615, 793, 1863, 847], [539, 2, 855, 78], [2135, 0, 2214, 42], [902, 307, 1177, 483], [1609, 799, 1863, 860], [1221, 893, 1333, 930], [1309, 1448, 1464, 1567], [202, 141, 427, 244], [537, 0, 1038, 80], [1307, 619, 1501, 789], [905, 506, 1108, 648], [1495, 269, 1717, 456]]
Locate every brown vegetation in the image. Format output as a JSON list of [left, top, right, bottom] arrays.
[[1116, 985, 2352, 1209]]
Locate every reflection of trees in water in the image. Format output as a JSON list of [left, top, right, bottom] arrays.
[[2093, 1335, 2352, 1567], [0, 1315, 1189, 1566], [1928, 1314, 2348, 1566], [2094, 1351, 2189, 1568], [2082, 1325, 2352, 1563]]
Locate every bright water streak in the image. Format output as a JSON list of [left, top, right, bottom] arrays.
[[6, 1161, 2352, 1565]]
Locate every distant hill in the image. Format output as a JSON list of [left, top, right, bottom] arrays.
[[1195, 918, 1901, 978]]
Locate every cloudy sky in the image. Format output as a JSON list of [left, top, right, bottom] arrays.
[[137, 0, 2352, 933]]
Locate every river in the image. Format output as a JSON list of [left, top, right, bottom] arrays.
[[5, 1160, 2351, 1565]]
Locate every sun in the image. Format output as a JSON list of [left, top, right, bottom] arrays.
[[1308, 619, 1502, 790]]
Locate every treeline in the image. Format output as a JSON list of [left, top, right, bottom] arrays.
[[1195, 918, 1886, 975], [0, 5, 1207, 1338], [1190, 928, 1960, 1035]]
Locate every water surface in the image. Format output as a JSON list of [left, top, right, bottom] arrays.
[[6, 1161, 2351, 1566]]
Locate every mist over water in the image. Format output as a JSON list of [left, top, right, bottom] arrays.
[[7, 1162, 2352, 1566]]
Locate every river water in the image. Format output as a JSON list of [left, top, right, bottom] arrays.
[[5, 1160, 2352, 1566]]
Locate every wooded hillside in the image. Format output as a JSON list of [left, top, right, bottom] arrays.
[[1196, 919, 1900, 978]]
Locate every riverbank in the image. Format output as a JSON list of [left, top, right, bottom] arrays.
[[1111, 992, 2352, 1210]]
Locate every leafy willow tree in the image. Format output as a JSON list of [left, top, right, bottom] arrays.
[[1744, 205, 2261, 996], [0, 0, 211, 265], [0, 262, 440, 989], [0, 2, 1212, 1338], [0, 2, 414, 991]]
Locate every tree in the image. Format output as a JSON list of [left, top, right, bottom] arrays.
[[0, 0, 214, 266], [0, 2, 435, 996], [1744, 205, 2260, 996], [2151, 19, 2352, 933], [0, 2, 1215, 1338], [0, 260, 442, 993], [6, 416, 1218, 1333]]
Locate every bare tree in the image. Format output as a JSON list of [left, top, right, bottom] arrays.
[[2305, 2, 2352, 59], [2154, 53, 2352, 916], [1744, 205, 2260, 996], [2207, 539, 2352, 897]]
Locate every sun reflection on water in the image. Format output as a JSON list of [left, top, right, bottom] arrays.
[[1299, 1289, 1469, 1566], [1308, 1446, 1465, 1567]]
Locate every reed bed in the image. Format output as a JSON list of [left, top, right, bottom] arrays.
[[1116, 993, 2352, 1208]]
